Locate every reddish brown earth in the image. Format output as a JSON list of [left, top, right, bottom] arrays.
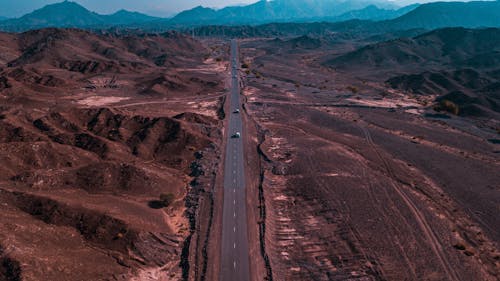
[[0, 29, 229, 280], [1, 26, 499, 281], [239, 36, 499, 281]]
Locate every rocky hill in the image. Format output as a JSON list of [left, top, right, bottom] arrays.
[[0, 28, 226, 280], [326, 27, 500, 119], [327, 27, 500, 70]]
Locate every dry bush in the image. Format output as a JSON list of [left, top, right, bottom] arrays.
[[159, 193, 175, 207], [435, 99, 460, 115], [347, 86, 359, 94]]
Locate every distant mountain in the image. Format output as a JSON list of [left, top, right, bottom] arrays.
[[103, 10, 160, 25], [169, 0, 399, 25], [3, 0, 500, 33], [387, 1, 500, 30], [178, 0, 500, 31], [333, 4, 419, 22], [172, 6, 218, 24], [0, 1, 159, 32], [0, 1, 104, 31]]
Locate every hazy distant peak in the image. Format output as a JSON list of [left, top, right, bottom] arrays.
[[0, 0, 159, 31]]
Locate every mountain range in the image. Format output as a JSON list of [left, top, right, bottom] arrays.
[[169, 0, 401, 25], [331, 4, 420, 22], [0, 1, 159, 32], [0, 0, 415, 31], [0, 0, 500, 32]]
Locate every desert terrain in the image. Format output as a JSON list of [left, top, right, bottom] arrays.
[[0, 21, 498, 281], [237, 30, 499, 280], [0, 29, 230, 280]]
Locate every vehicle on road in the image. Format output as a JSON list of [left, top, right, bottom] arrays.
[[234, 109, 240, 114], [232, 132, 241, 138]]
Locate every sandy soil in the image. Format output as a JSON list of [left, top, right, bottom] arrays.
[[77, 96, 131, 106]]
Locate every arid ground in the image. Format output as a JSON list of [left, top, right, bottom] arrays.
[[238, 33, 499, 281], [0, 27, 498, 281], [0, 29, 230, 281]]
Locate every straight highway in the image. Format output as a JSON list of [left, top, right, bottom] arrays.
[[220, 39, 251, 281]]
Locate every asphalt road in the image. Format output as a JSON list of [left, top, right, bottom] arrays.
[[220, 40, 251, 281]]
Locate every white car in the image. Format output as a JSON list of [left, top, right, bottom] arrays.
[[233, 109, 240, 114], [232, 132, 241, 138]]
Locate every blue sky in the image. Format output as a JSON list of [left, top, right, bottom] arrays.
[[0, 0, 481, 18]]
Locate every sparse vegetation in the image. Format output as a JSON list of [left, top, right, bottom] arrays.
[[159, 193, 175, 207], [434, 99, 460, 115], [347, 86, 359, 94]]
